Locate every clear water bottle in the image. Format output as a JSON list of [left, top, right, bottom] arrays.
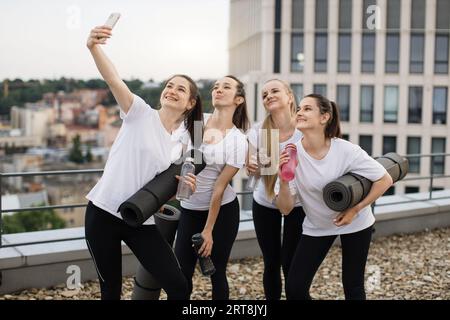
[[176, 157, 195, 201], [246, 152, 260, 191], [280, 143, 298, 182], [246, 174, 260, 191], [191, 233, 216, 276]]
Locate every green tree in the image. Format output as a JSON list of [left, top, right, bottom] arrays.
[[0, 96, 16, 116], [85, 145, 93, 163], [124, 79, 143, 92], [69, 134, 84, 164], [86, 78, 108, 90], [2, 206, 66, 234]]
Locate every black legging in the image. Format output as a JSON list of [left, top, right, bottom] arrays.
[[286, 225, 373, 300], [174, 198, 240, 300], [252, 200, 305, 300], [84, 201, 188, 300]]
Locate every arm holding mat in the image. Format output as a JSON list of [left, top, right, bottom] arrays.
[[119, 149, 206, 227]]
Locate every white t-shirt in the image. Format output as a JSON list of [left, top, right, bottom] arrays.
[[247, 122, 303, 209], [181, 114, 248, 211], [86, 94, 189, 225], [291, 138, 387, 236]]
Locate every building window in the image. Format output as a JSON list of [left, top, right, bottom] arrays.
[[431, 137, 446, 175], [315, 33, 328, 72], [410, 34, 425, 73], [436, 0, 450, 31], [291, 0, 304, 73], [361, 33, 376, 73], [411, 0, 425, 29], [405, 186, 420, 194], [338, 0, 352, 73], [274, 0, 282, 73], [359, 135, 373, 156], [407, 137, 421, 173], [315, 0, 328, 30], [337, 85, 350, 121], [383, 136, 397, 154], [338, 33, 352, 72], [362, 0, 377, 73], [408, 86, 423, 124], [291, 84, 303, 107], [384, 86, 398, 123], [314, 0, 329, 72], [342, 134, 349, 141], [362, 0, 377, 30], [386, 0, 401, 30], [360, 85, 374, 122], [291, 33, 304, 72], [292, 0, 304, 29], [433, 87, 448, 125], [386, 33, 400, 73], [434, 34, 449, 74], [313, 84, 327, 97], [339, 0, 352, 30]]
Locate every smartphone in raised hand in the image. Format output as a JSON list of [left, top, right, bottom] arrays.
[[104, 13, 121, 29]]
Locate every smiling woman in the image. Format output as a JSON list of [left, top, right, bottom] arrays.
[[83, 19, 205, 300], [275, 93, 393, 300], [174, 75, 249, 300]]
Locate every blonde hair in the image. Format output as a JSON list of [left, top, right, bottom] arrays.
[[261, 79, 296, 199]]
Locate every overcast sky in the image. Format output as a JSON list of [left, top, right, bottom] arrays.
[[0, 0, 229, 82]]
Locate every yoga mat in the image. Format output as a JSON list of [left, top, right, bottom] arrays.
[[131, 203, 181, 300], [119, 149, 205, 227], [323, 152, 409, 211]]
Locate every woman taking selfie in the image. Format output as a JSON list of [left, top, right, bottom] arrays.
[[84, 25, 202, 300]]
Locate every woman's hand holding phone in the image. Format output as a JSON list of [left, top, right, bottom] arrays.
[[86, 13, 120, 49]]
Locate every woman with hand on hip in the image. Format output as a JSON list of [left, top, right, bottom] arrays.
[[84, 25, 202, 300], [276, 94, 393, 300], [174, 75, 249, 300], [246, 79, 305, 300]]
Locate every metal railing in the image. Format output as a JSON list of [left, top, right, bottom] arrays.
[[1, 153, 449, 249]]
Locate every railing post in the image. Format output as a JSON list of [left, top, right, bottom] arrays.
[[429, 175, 434, 200]]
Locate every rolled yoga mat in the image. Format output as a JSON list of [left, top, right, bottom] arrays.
[[119, 149, 206, 227], [323, 152, 409, 212], [131, 203, 181, 300]]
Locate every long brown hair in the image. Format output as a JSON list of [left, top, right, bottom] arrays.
[[261, 79, 296, 200], [224, 75, 250, 132], [304, 93, 342, 139], [163, 74, 204, 147]]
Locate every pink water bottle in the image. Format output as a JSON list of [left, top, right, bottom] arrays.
[[280, 143, 298, 182]]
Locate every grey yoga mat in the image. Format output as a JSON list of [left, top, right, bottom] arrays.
[[119, 148, 206, 227], [131, 203, 180, 300], [322, 152, 409, 212]]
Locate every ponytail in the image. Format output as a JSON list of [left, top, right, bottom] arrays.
[[326, 101, 341, 139]]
